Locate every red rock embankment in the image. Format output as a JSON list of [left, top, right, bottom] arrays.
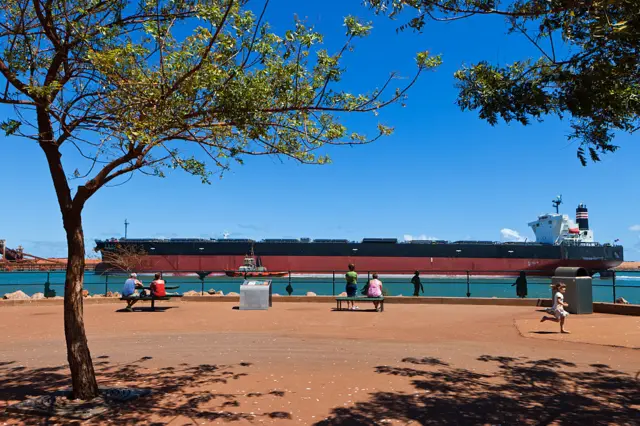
[[614, 261, 640, 271]]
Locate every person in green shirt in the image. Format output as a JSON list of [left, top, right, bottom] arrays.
[[345, 263, 359, 310]]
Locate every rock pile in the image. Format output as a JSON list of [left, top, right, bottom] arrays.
[[3, 290, 30, 300], [2, 290, 123, 300]]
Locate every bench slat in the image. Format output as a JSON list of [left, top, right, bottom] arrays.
[[336, 297, 384, 301], [120, 296, 181, 301]]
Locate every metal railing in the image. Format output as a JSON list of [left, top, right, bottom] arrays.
[[0, 269, 637, 304]]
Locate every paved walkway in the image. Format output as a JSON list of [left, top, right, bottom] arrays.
[[0, 301, 638, 424]]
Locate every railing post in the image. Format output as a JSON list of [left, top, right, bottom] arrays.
[[105, 274, 109, 296], [612, 270, 616, 303], [45, 271, 51, 296], [286, 272, 293, 296], [201, 278, 204, 296], [466, 271, 471, 297], [332, 271, 335, 296]]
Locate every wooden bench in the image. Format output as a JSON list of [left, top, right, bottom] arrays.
[[120, 293, 183, 311], [336, 296, 384, 312]]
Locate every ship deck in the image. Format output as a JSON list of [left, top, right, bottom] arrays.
[[0, 301, 638, 424]]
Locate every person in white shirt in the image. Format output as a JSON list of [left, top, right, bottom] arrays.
[[540, 282, 570, 333], [122, 272, 143, 312]]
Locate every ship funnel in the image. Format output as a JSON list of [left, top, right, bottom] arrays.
[[576, 204, 589, 230]]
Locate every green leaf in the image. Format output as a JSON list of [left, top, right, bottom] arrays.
[[0, 119, 21, 136], [344, 16, 373, 38]]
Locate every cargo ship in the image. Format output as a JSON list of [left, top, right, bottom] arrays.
[[94, 199, 623, 276]]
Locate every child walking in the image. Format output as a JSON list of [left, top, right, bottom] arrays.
[[541, 282, 570, 333]]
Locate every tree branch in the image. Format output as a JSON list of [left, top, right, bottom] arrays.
[[163, 0, 235, 98]]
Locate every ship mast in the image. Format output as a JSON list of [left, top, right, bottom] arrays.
[[552, 195, 562, 214]]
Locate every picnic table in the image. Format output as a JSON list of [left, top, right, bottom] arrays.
[[120, 285, 183, 311], [335, 296, 384, 312]]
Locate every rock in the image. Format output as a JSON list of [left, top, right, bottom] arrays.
[[113, 292, 120, 298], [183, 290, 200, 296], [226, 292, 239, 297], [338, 292, 347, 297], [106, 291, 114, 297], [31, 292, 45, 300], [3, 290, 30, 300], [92, 294, 104, 298], [272, 293, 280, 297], [53, 296, 64, 299], [82, 290, 89, 298], [306, 292, 317, 297], [207, 288, 217, 295], [615, 297, 630, 305], [216, 290, 224, 296]]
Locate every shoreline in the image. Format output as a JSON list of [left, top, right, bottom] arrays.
[[615, 261, 640, 271], [1, 295, 638, 315]]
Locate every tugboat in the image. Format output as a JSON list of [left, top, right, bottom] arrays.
[[224, 249, 288, 278]]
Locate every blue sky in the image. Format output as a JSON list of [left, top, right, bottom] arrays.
[[1, 0, 638, 259]]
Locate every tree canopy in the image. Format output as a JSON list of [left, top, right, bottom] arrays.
[[0, 0, 440, 202], [0, 0, 441, 399], [367, 0, 640, 165]]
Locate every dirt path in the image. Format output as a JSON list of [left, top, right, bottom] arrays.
[[0, 302, 638, 424]]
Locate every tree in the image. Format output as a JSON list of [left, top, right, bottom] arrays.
[[367, 0, 640, 164], [0, 0, 439, 399], [99, 244, 147, 273]]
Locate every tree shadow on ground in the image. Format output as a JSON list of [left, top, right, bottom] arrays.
[[114, 307, 174, 313], [0, 357, 290, 424], [316, 354, 639, 425]]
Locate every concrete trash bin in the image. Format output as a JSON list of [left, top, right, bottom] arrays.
[[239, 279, 272, 310], [551, 267, 593, 314]]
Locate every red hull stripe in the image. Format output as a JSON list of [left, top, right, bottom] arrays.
[[118, 255, 620, 274]]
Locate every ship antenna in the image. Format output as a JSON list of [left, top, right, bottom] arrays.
[[552, 195, 562, 214]]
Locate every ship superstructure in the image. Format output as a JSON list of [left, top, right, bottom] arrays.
[[529, 200, 594, 245]]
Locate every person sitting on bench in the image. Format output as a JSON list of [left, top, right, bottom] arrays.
[[149, 273, 166, 297], [123, 272, 143, 312], [367, 273, 383, 312]]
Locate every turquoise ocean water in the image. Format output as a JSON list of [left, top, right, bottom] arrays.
[[1, 271, 638, 304]]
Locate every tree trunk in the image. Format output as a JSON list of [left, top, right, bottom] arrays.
[[37, 105, 99, 400], [63, 211, 100, 400]]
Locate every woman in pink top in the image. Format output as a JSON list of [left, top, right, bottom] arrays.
[[367, 273, 383, 311]]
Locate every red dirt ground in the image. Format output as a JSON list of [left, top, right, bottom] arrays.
[[0, 301, 638, 425]]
